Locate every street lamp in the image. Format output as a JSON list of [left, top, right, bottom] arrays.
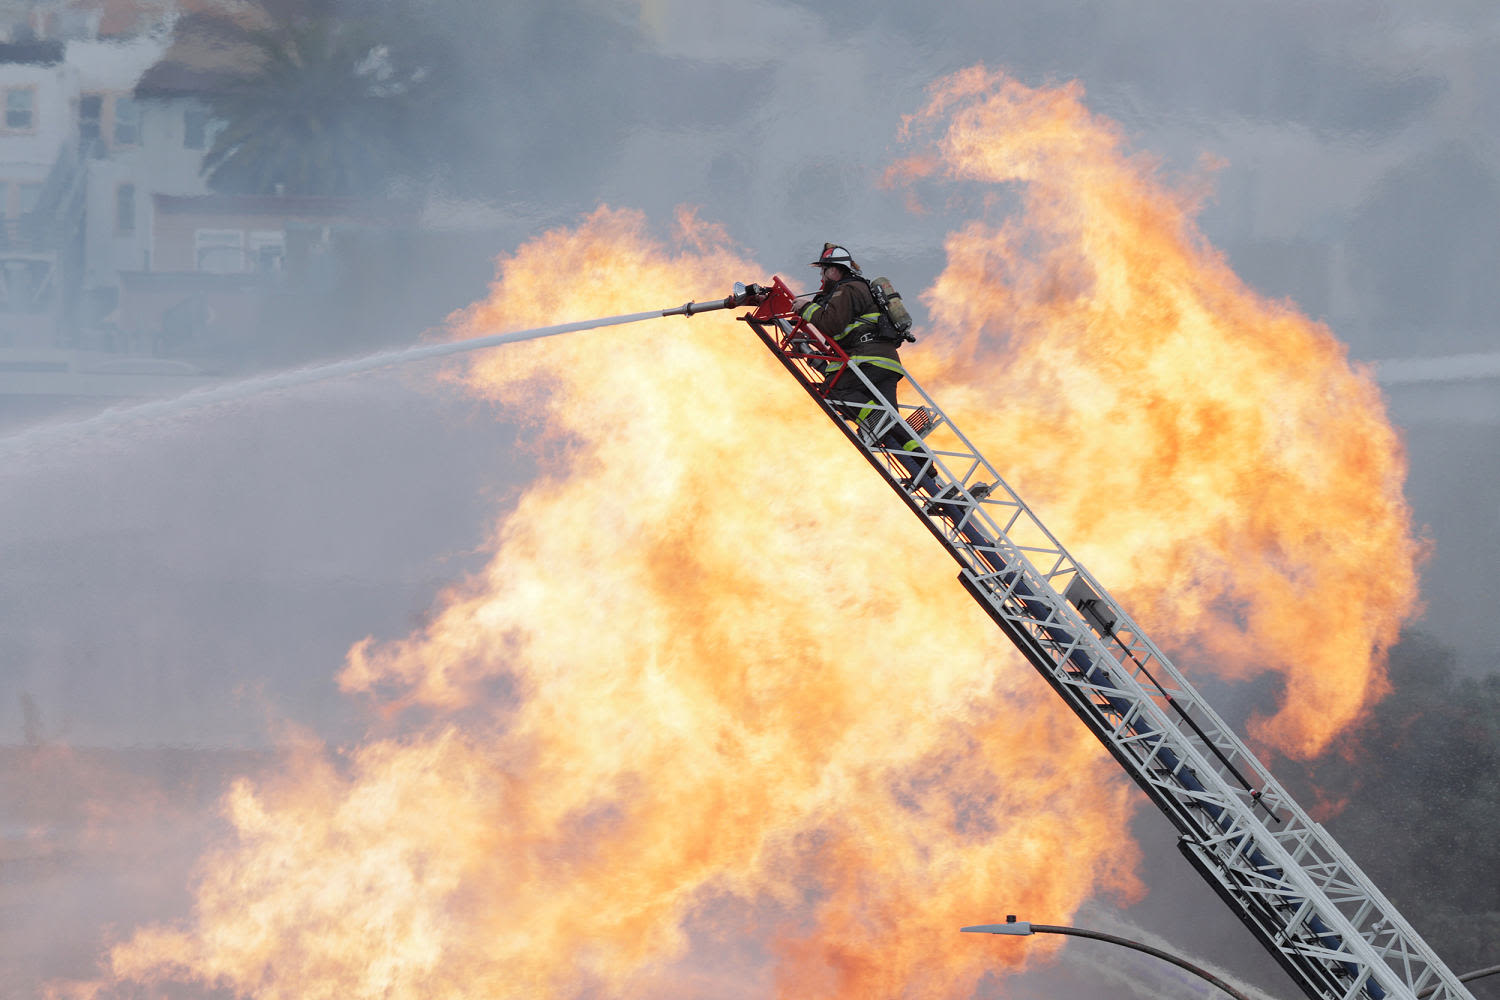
[[1417, 964, 1500, 999], [963, 915, 1257, 1000]]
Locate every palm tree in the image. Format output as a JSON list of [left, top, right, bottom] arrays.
[[201, 15, 444, 197]]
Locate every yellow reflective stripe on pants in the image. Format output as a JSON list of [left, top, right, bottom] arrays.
[[846, 355, 904, 375], [850, 405, 920, 452], [827, 356, 905, 374]]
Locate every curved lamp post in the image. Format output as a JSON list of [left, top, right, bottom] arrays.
[[1417, 964, 1500, 999], [962, 916, 1256, 1000]]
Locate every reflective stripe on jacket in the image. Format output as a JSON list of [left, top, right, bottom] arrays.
[[801, 276, 877, 345], [801, 275, 901, 367]]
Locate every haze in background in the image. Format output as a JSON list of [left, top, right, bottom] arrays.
[[2, 2, 1497, 998]]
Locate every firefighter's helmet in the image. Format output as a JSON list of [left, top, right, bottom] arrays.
[[810, 243, 861, 274]]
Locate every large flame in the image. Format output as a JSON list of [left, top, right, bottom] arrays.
[[895, 67, 1420, 757], [88, 207, 1139, 999], [80, 68, 1419, 999]]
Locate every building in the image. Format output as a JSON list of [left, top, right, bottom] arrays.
[[0, 25, 176, 347], [0, 38, 82, 344], [78, 30, 201, 343], [0, 3, 428, 374]]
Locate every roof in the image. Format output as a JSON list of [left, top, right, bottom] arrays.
[[134, 60, 244, 97]]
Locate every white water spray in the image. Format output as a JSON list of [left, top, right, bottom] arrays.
[[0, 308, 672, 460], [1373, 351, 1500, 386]]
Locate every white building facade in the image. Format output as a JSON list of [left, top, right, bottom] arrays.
[[0, 38, 77, 341], [0, 25, 216, 349], [74, 33, 211, 301]]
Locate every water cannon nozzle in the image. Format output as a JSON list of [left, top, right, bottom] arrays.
[[662, 281, 768, 318]]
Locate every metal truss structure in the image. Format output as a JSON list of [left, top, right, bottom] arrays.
[[738, 276, 1473, 1000]]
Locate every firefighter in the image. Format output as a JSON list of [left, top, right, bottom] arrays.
[[797, 242, 906, 422], [798, 242, 934, 488], [798, 242, 988, 512]]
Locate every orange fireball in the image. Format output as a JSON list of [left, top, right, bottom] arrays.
[[97, 206, 1135, 999], [897, 67, 1420, 757]]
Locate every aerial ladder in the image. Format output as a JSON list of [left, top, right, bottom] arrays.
[[665, 278, 1474, 1000]]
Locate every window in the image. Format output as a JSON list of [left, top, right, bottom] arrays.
[[5, 88, 35, 130], [195, 229, 244, 273], [0, 182, 9, 217], [116, 183, 135, 234], [112, 95, 140, 146], [183, 106, 207, 150], [79, 93, 102, 142], [248, 230, 285, 273]]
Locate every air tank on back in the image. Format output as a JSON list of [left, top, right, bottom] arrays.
[[869, 276, 914, 333]]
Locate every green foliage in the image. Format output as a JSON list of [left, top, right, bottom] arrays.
[[201, 14, 457, 197]]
